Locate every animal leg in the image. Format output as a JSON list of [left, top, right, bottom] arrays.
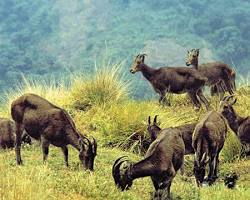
[[61, 146, 69, 167], [188, 92, 201, 111], [15, 123, 24, 165], [222, 76, 234, 95], [159, 91, 170, 106], [41, 137, 50, 164], [213, 153, 220, 179], [197, 89, 210, 110], [207, 154, 217, 185]]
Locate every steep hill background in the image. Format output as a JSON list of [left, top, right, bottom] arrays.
[[0, 0, 249, 97]]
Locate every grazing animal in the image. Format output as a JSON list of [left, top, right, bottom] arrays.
[[130, 54, 210, 110], [192, 111, 227, 186], [0, 118, 31, 149], [11, 93, 97, 171], [147, 115, 196, 175], [219, 95, 250, 155], [112, 129, 185, 199], [186, 49, 236, 99]]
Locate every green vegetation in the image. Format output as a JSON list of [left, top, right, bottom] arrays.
[[1, 0, 250, 98], [0, 66, 250, 199]]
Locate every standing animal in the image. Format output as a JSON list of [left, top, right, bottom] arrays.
[[11, 93, 97, 171], [192, 110, 227, 186], [130, 54, 210, 111], [113, 129, 185, 199], [147, 115, 161, 142], [0, 118, 31, 149], [186, 49, 236, 99], [219, 95, 250, 155]]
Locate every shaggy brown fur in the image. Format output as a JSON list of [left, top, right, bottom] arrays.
[[130, 54, 210, 110], [192, 111, 227, 186], [0, 118, 31, 149], [113, 129, 185, 199], [186, 49, 236, 99], [11, 93, 97, 171], [219, 95, 250, 155]]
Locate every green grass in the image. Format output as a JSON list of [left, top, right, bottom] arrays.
[[1, 66, 250, 199], [0, 145, 250, 200]]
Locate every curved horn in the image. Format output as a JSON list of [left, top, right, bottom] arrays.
[[112, 156, 128, 183], [148, 116, 151, 125], [230, 97, 237, 106], [153, 115, 158, 124], [222, 95, 234, 102], [91, 136, 97, 154], [112, 156, 128, 173]]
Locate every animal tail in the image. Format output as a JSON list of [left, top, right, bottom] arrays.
[[193, 123, 210, 161]]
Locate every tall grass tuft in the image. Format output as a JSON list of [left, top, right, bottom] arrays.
[[70, 61, 130, 110], [0, 76, 70, 117]]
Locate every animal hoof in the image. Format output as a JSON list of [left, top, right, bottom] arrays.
[[17, 159, 23, 165]]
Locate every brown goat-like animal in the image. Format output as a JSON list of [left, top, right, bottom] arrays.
[[0, 118, 31, 149], [192, 111, 227, 186], [113, 129, 184, 199], [147, 115, 195, 155], [219, 95, 250, 155], [11, 93, 97, 171], [147, 115, 196, 175], [186, 49, 236, 99], [130, 54, 210, 111]]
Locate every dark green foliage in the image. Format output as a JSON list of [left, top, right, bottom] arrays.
[[0, 0, 249, 97]]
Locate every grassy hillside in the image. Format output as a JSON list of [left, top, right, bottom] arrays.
[[0, 66, 250, 199]]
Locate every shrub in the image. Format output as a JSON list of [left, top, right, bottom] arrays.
[[69, 62, 130, 110]]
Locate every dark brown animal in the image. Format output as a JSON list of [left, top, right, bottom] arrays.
[[186, 49, 236, 99], [147, 115, 161, 142], [0, 118, 31, 149], [11, 93, 97, 171], [192, 111, 227, 186], [147, 115, 196, 175], [113, 129, 185, 199], [219, 95, 250, 155], [130, 54, 210, 111]]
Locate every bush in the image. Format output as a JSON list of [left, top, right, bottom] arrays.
[[69, 62, 130, 110]]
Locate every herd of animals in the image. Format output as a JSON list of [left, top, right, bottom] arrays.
[[0, 49, 249, 199]]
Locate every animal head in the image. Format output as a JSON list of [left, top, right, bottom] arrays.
[[186, 49, 199, 66], [112, 156, 133, 191], [147, 115, 161, 142], [219, 95, 237, 119], [193, 153, 209, 187], [78, 136, 97, 171], [130, 54, 147, 74]]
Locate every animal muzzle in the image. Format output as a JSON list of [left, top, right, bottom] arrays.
[[186, 61, 191, 66], [130, 69, 136, 74]]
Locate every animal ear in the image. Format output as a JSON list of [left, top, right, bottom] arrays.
[[196, 49, 199, 56], [148, 116, 151, 125], [153, 115, 158, 124]]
